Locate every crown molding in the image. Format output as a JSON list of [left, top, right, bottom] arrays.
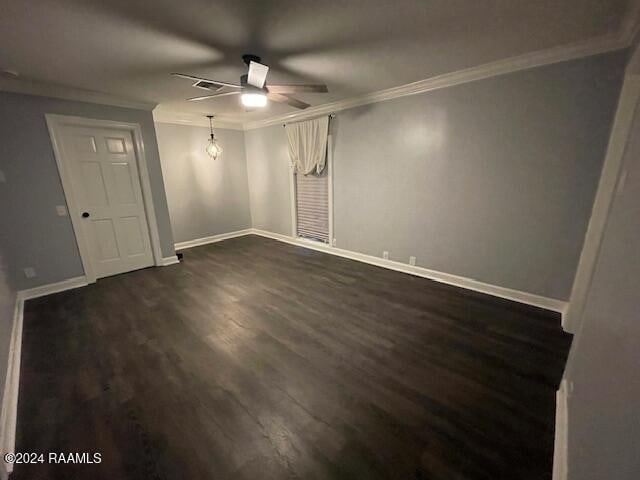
[[152, 109, 244, 130], [243, 33, 628, 130], [0, 78, 156, 111]]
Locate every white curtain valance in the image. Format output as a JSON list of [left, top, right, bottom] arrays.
[[285, 116, 329, 175]]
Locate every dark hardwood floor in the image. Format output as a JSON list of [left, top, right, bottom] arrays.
[[14, 235, 572, 480]]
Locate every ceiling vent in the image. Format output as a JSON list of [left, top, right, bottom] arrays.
[[193, 80, 219, 91]]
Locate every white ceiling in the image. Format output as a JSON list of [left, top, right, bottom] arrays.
[[0, 0, 636, 124]]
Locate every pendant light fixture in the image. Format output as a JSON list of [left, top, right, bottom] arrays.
[[205, 115, 223, 160]]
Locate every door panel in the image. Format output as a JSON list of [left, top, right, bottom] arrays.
[[105, 137, 126, 154], [73, 134, 98, 153], [80, 162, 109, 206], [110, 162, 137, 204], [60, 126, 154, 279], [119, 216, 146, 256], [93, 219, 120, 261]]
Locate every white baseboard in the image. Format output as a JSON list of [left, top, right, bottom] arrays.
[[17, 275, 88, 301], [251, 229, 567, 313], [0, 276, 90, 475], [553, 379, 569, 480], [174, 228, 253, 251], [0, 296, 24, 476], [561, 309, 571, 333], [160, 255, 180, 266]]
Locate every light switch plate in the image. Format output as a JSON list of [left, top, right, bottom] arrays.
[[23, 267, 36, 279]]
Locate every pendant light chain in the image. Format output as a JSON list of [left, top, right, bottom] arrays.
[[205, 115, 223, 160]]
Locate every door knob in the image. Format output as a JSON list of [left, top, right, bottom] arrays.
[[82, 212, 90, 218]]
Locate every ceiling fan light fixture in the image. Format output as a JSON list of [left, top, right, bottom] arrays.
[[241, 92, 267, 108], [174, 54, 327, 111]]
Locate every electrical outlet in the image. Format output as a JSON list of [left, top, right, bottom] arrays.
[[409, 256, 416, 266], [0, 170, 6, 183], [23, 267, 36, 279], [332, 238, 337, 247], [56, 205, 68, 216], [383, 251, 389, 260]]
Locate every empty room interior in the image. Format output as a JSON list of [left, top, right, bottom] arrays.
[[1, 1, 640, 479]]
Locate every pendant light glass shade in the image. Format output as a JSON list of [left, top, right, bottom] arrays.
[[205, 115, 222, 160], [206, 135, 223, 159]]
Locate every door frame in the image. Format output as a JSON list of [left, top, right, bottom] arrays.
[[564, 75, 640, 333], [45, 114, 164, 283]]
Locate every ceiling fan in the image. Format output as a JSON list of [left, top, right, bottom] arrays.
[[172, 54, 328, 110]]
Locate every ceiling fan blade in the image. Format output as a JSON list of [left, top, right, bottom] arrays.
[[266, 84, 328, 94], [172, 73, 241, 89], [267, 93, 310, 110], [186, 91, 240, 102], [247, 61, 269, 88]]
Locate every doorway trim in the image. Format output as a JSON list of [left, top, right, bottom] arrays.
[[564, 75, 640, 333], [45, 114, 164, 283]]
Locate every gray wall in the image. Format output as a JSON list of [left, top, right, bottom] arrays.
[[564, 93, 640, 480], [0, 91, 175, 289], [244, 52, 626, 300], [245, 124, 293, 236], [155, 123, 251, 244]]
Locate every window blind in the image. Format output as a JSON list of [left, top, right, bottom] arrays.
[[295, 169, 329, 243]]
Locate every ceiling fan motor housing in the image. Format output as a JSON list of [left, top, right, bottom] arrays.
[[242, 54, 262, 66]]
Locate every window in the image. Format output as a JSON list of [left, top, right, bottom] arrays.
[[295, 167, 329, 243]]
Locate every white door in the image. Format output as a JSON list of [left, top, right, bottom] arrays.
[[59, 125, 154, 279]]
